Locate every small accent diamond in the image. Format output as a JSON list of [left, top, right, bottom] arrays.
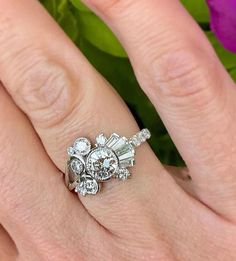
[[75, 177, 99, 196], [96, 133, 107, 146], [130, 135, 141, 147], [137, 132, 146, 142], [141, 128, 151, 139], [70, 158, 84, 174], [116, 168, 131, 180], [67, 147, 75, 156], [74, 138, 91, 156], [129, 129, 151, 147]]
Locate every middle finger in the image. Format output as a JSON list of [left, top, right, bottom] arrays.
[[82, 0, 236, 221]]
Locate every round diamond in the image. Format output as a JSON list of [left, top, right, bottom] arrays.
[[75, 178, 99, 196], [141, 128, 151, 139], [75, 184, 87, 196], [137, 132, 146, 142], [130, 135, 141, 147], [129, 129, 151, 147], [74, 138, 91, 155], [116, 168, 130, 180], [96, 134, 107, 146], [70, 158, 84, 174], [67, 147, 75, 156], [86, 147, 119, 181]]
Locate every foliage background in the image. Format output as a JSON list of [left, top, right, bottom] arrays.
[[40, 0, 236, 166]]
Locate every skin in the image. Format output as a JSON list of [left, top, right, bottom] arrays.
[[0, 0, 236, 260]]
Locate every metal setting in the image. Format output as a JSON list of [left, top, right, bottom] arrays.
[[65, 129, 151, 196]]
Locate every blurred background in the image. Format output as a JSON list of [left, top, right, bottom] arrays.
[[40, 0, 236, 166]]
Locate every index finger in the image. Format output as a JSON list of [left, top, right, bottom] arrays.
[[0, 86, 95, 260]]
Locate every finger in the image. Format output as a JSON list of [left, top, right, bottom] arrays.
[[0, 0, 185, 232], [0, 225, 18, 261], [0, 86, 99, 260], [82, 0, 236, 221]]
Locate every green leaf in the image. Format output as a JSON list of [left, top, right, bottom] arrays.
[[230, 68, 236, 82], [70, 0, 91, 12], [59, 7, 79, 40], [40, 0, 58, 17], [181, 0, 209, 23], [75, 11, 127, 57], [206, 32, 236, 69], [40, 0, 79, 41], [58, 1, 79, 40]]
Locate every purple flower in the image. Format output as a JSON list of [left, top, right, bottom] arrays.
[[206, 0, 236, 53]]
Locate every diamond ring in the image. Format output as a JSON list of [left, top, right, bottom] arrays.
[[65, 129, 151, 196]]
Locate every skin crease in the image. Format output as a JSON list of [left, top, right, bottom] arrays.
[[0, 0, 236, 260]]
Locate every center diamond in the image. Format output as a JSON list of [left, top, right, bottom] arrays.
[[86, 147, 119, 181]]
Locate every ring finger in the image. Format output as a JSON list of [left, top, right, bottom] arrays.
[[0, 0, 186, 234]]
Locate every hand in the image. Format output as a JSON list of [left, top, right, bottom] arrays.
[[0, 1, 236, 260]]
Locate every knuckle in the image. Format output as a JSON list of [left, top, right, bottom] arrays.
[[145, 47, 219, 107], [11, 48, 79, 128], [1, 23, 86, 130]]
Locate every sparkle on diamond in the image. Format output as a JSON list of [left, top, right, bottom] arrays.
[[75, 178, 99, 196], [70, 158, 83, 174], [86, 147, 118, 181], [73, 138, 91, 155]]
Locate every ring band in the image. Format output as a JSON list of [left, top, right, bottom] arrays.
[[65, 129, 151, 196]]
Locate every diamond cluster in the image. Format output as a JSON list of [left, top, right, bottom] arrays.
[[66, 129, 150, 196]]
